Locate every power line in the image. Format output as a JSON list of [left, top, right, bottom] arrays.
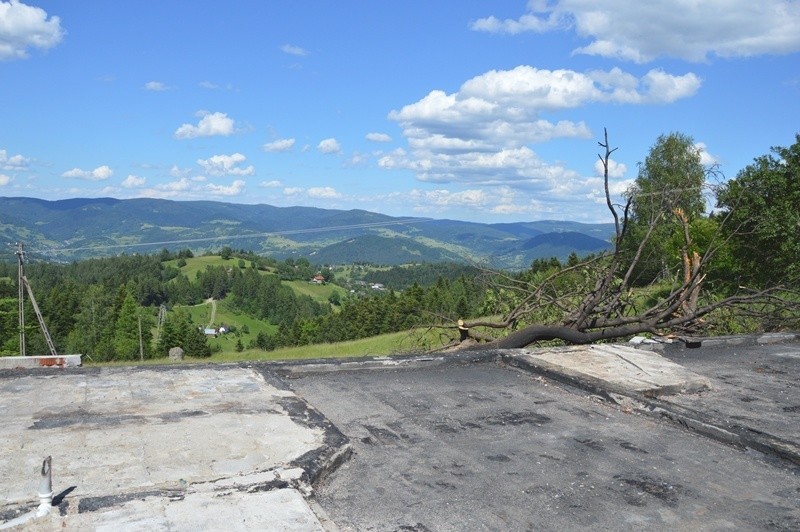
[[35, 217, 434, 255]]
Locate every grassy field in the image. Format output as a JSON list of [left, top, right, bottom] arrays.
[[284, 279, 347, 305], [85, 328, 434, 367], [177, 298, 279, 350], [166, 255, 340, 307]]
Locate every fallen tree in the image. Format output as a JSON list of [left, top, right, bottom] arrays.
[[443, 129, 798, 351]]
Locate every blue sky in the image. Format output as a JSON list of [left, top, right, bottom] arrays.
[[1, 1, 798, 223]]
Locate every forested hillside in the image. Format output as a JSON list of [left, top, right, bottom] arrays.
[[0, 249, 490, 360], [0, 196, 613, 268]]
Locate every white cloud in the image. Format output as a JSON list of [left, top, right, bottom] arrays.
[[260, 180, 283, 188], [204, 179, 246, 196], [140, 176, 244, 198], [694, 142, 719, 166], [144, 81, 170, 91], [140, 178, 191, 198], [472, 1, 800, 63], [0, 174, 10, 186], [280, 186, 341, 200], [198, 81, 236, 91], [121, 174, 146, 188], [412, 188, 490, 207], [61, 165, 113, 181], [0, 149, 29, 169], [386, 65, 697, 191], [263, 138, 296, 152], [593, 157, 627, 178], [174, 111, 235, 139], [169, 165, 190, 178], [281, 44, 308, 56], [197, 153, 255, 177], [366, 132, 392, 142], [307, 186, 341, 198], [317, 138, 342, 154], [0, 0, 64, 61]]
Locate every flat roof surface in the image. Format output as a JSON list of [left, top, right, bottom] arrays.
[[0, 365, 340, 530], [287, 346, 800, 531], [660, 339, 800, 445], [1, 336, 799, 531]]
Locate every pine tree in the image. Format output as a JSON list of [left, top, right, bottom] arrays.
[[113, 292, 141, 360]]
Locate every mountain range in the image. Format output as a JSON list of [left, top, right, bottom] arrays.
[[0, 197, 614, 269]]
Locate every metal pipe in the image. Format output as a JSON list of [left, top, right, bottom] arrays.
[[37, 456, 53, 516], [0, 456, 54, 529]]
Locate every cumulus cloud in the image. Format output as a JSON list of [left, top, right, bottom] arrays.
[[307, 186, 341, 198], [385, 65, 697, 190], [197, 153, 255, 177], [280, 44, 308, 56], [62, 165, 113, 181], [366, 132, 392, 142], [471, 1, 800, 63], [204, 179, 246, 196], [0, 149, 29, 169], [174, 111, 235, 139], [317, 138, 342, 154], [396, 186, 550, 218], [593, 157, 627, 179], [263, 138, 296, 152], [0, 174, 10, 186], [140, 176, 245, 199], [0, 0, 64, 61], [260, 180, 283, 188], [121, 174, 146, 188]]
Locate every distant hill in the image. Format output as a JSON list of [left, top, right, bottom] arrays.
[[0, 196, 614, 269]]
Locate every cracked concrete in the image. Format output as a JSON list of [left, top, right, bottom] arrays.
[[0, 365, 344, 530]]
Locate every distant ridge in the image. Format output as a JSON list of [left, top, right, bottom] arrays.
[[0, 196, 615, 269]]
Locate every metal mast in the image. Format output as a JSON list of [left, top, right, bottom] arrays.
[[16, 243, 25, 356], [15, 243, 58, 357]]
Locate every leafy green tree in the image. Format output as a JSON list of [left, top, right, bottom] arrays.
[[623, 132, 708, 284], [716, 133, 800, 287]]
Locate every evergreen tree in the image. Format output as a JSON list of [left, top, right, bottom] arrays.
[[113, 292, 141, 360]]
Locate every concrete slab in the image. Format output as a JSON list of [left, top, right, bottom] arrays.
[[19, 488, 326, 532], [0, 355, 82, 369], [505, 344, 712, 397], [0, 365, 347, 530]]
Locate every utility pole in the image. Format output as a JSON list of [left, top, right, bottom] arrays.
[[15, 242, 58, 357], [16, 243, 25, 356]]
